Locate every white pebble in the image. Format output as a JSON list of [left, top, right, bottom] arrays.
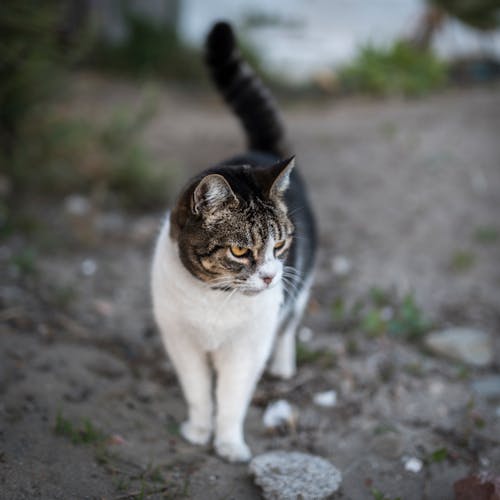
[[298, 327, 313, 342], [81, 258, 97, 276], [331, 256, 352, 276], [313, 390, 337, 408], [403, 456, 423, 473], [263, 400, 295, 429], [65, 194, 91, 216]]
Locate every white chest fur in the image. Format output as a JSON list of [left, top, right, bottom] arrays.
[[151, 214, 284, 351]]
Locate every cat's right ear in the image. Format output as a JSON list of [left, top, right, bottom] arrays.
[[192, 174, 238, 214]]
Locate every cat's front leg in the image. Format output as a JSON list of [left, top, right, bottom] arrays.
[[160, 328, 213, 445], [211, 331, 275, 462]]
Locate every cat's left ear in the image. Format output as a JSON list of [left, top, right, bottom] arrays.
[[269, 156, 295, 198]]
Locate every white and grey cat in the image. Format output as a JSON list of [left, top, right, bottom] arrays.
[[151, 21, 316, 462]]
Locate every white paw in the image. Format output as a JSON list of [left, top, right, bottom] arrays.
[[180, 421, 211, 446], [215, 439, 252, 463]]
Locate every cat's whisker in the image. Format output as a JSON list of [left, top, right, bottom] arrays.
[[287, 205, 305, 217], [283, 268, 305, 287], [281, 276, 301, 301]]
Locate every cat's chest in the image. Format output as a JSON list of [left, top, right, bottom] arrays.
[[152, 218, 283, 350]]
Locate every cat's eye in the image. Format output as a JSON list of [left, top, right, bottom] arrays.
[[230, 245, 250, 258], [274, 240, 286, 250]]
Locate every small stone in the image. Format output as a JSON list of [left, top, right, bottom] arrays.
[[471, 376, 500, 400], [331, 256, 351, 276], [81, 258, 97, 276], [108, 434, 126, 446], [424, 328, 493, 367], [298, 327, 313, 342], [64, 194, 91, 216], [313, 390, 337, 408], [262, 400, 297, 433], [403, 456, 423, 473], [249, 451, 342, 500]]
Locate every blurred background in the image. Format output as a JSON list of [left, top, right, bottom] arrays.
[[1, 2, 500, 498], [1, 0, 499, 212]]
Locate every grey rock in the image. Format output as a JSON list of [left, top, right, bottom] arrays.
[[471, 376, 500, 399], [424, 328, 493, 366], [249, 451, 342, 500]]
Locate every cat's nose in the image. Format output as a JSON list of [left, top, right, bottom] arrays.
[[261, 274, 275, 286]]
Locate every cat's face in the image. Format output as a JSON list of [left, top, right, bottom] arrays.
[[170, 158, 295, 294]]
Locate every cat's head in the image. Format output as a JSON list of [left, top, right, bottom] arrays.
[[170, 157, 295, 294]]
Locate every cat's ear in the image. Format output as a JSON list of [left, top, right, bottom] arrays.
[[192, 174, 238, 214], [269, 156, 295, 198]]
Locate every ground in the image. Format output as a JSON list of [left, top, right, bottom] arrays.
[[1, 77, 499, 499]]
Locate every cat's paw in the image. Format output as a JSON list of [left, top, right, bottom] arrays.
[[214, 438, 252, 463], [180, 421, 211, 446]]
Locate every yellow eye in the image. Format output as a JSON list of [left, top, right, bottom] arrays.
[[230, 246, 250, 258], [274, 240, 286, 250]]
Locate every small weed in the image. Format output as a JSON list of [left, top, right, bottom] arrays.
[[449, 250, 475, 273], [473, 226, 498, 244], [472, 413, 486, 429], [55, 411, 105, 445], [361, 309, 386, 337], [403, 362, 424, 377], [370, 287, 392, 308], [332, 297, 347, 323], [48, 285, 78, 310], [387, 294, 430, 341], [372, 423, 398, 436], [333, 289, 431, 342], [166, 419, 180, 437], [371, 488, 401, 500], [10, 248, 38, 276], [113, 477, 130, 492], [296, 342, 336, 368], [429, 447, 448, 463]]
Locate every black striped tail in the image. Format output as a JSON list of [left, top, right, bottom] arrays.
[[205, 21, 289, 158]]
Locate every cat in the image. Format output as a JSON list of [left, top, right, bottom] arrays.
[[151, 21, 317, 462]]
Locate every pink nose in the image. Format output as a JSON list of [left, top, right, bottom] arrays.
[[261, 275, 274, 286]]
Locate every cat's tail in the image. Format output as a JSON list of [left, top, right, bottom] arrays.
[[205, 21, 290, 158]]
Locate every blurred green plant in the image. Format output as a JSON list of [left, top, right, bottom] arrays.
[[296, 342, 336, 368], [338, 41, 448, 96], [371, 489, 401, 500], [332, 288, 432, 342], [55, 410, 105, 445], [431, 0, 499, 31], [473, 225, 498, 244], [88, 12, 205, 81], [449, 250, 476, 273], [0, 2, 63, 154], [4, 100, 174, 210]]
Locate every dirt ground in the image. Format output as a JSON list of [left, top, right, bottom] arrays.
[[1, 77, 499, 499]]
